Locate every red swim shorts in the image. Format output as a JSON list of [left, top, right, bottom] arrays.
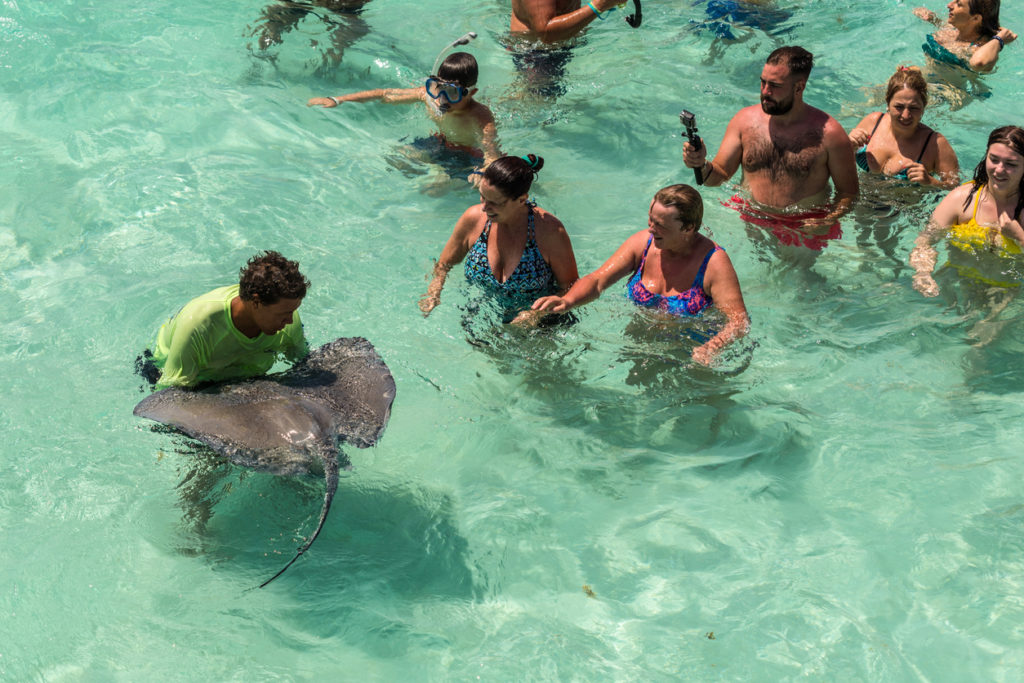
[[724, 195, 842, 251]]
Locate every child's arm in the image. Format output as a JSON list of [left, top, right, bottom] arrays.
[[477, 107, 501, 166], [308, 88, 423, 108]]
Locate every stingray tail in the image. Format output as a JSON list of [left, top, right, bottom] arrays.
[[259, 445, 341, 588]]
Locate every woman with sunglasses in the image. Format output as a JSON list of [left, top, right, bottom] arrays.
[[308, 52, 500, 167], [420, 155, 579, 326]]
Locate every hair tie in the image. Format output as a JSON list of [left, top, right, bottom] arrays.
[[521, 154, 540, 170]]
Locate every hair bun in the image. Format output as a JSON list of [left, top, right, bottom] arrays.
[[520, 154, 545, 173]]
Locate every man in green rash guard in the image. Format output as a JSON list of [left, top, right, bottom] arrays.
[[144, 251, 310, 389]]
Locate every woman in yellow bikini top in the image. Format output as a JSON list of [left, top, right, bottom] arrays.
[[948, 185, 1023, 256], [910, 125, 1024, 296]]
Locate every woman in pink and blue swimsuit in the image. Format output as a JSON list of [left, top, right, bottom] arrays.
[[532, 184, 750, 366]]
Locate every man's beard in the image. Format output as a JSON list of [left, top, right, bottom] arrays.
[[761, 95, 793, 115]]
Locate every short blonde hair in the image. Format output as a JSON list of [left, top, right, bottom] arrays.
[[653, 184, 704, 231]]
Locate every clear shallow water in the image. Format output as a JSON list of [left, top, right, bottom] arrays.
[[4, 0, 1024, 679]]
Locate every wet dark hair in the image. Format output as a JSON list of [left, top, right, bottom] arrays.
[[765, 46, 814, 80], [965, 125, 1024, 221], [886, 66, 928, 107], [436, 52, 478, 88], [968, 0, 1000, 39], [653, 184, 704, 231], [482, 154, 544, 199], [238, 251, 309, 305]]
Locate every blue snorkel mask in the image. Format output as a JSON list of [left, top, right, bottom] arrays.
[[426, 31, 477, 113], [425, 78, 468, 107]]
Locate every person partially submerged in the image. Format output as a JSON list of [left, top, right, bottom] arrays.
[[139, 251, 310, 389], [532, 184, 749, 366], [308, 51, 500, 169], [914, 0, 1016, 73], [682, 46, 859, 251]]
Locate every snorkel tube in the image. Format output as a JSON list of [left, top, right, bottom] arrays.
[[430, 31, 478, 77], [427, 31, 477, 114], [625, 0, 642, 28]]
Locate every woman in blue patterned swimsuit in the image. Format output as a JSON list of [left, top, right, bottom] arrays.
[[420, 154, 579, 324], [533, 184, 750, 366]]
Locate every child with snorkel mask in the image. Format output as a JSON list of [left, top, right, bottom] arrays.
[[308, 33, 501, 182]]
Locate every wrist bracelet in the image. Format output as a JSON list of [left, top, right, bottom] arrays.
[[587, 2, 605, 19], [995, 35, 1005, 50], [328, 96, 341, 105]]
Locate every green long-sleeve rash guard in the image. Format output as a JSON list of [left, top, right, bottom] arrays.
[[152, 284, 308, 388]]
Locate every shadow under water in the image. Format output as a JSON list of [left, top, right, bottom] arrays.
[[156, 435, 478, 597], [246, 0, 374, 76]]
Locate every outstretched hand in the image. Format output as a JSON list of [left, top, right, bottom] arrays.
[[532, 295, 570, 313], [308, 97, 340, 108], [419, 293, 439, 316]]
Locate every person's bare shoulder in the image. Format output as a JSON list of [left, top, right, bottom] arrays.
[[822, 112, 852, 140], [532, 206, 564, 232], [469, 100, 496, 126], [729, 105, 765, 136]]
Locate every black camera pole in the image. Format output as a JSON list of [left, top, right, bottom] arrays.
[[680, 110, 704, 186]]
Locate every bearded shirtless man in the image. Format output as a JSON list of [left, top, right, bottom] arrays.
[[683, 46, 859, 250]]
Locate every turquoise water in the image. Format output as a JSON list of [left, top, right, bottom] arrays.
[[4, 0, 1024, 679]]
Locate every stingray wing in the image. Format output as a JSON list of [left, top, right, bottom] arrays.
[[134, 386, 335, 475]]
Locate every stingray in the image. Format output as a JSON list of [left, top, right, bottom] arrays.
[[134, 337, 396, 587]]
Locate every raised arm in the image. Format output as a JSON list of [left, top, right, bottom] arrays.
[[969, 29, 1017, 72], [308, 87, 423, 108], [419, 206, 481, 315], [848, 112, 882, 150], [691, 250, 750, 366], [682, 110, 746, 187], [532, 229, 645, 313], [511, 0, 623, 43]]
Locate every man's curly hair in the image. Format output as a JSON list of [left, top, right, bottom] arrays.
[[238, 251, 309, 304]]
